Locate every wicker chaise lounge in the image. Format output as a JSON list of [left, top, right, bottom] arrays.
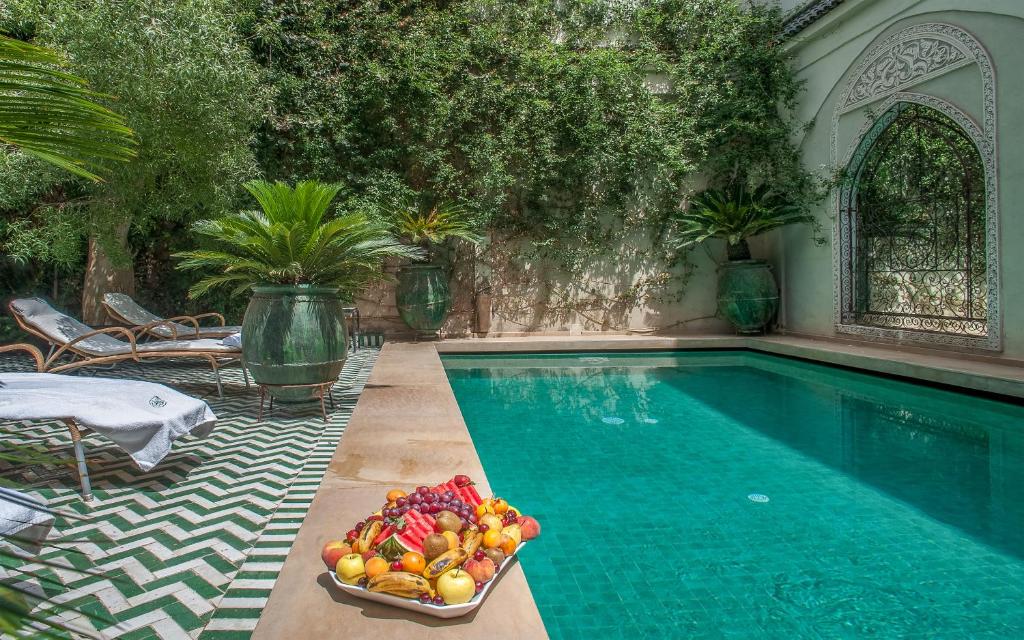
[[8, 297, 248, 397], [102, 292, 241, 340]]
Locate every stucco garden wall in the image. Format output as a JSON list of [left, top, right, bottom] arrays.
[[779, 1, 1024, 358]]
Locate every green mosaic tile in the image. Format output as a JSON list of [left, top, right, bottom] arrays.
[[445, 351, 1024, 639]]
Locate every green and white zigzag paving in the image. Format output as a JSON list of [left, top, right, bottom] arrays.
[[0, 348, 378, 639]]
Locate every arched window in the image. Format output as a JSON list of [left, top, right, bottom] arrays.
[[840, 102, 988, 340]]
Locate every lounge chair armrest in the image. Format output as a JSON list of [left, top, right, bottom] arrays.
[[0, 343, 45, 372], [191, 312, 226, 327], [47, 327, 138, 368], [163, 315, 203, 336], [133, 320, 185, 340]]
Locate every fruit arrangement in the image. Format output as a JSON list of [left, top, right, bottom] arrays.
[[321, 475, 540, 611]]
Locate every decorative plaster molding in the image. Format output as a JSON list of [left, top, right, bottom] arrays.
[[837, 24, 981, 114], [830, 23, 1000, 351]]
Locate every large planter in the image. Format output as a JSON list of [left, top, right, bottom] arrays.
[[717, 260, 779, 334], [395, 264, 452, 333], [242, 284, 348, 402]]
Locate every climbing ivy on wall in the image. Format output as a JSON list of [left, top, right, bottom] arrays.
[[245, 0, 812, 326], [0, 0, 813, 330]]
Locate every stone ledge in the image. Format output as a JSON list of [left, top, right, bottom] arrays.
[[252, 342, 548, 640]]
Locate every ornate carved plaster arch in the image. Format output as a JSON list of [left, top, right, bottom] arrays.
[[829, 23, 999, 350]]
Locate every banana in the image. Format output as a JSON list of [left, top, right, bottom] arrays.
[[461, 530, 483, 556], [356, 520, 382, 554], [367, 571, 432, 599], [423, 548, 469, 579]]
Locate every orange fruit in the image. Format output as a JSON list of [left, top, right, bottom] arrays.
[[482, 529, 502, 549], [492, 498, 508, 515], [365, 556, 389, 579], [441, 530, 460, 550], [499, 534, 517, 556], [401, 551, 426, 574], [386, 489, 407, 503]]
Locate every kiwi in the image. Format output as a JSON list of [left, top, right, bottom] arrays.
[[423, 533, 449, 561], [435, 510, 462, 534], [483, 547, 505, 565]]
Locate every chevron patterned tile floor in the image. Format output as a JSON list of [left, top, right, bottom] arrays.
[[0, 348, 379, 639]]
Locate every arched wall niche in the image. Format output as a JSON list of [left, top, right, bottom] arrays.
[[829, 22, 1000, 351]]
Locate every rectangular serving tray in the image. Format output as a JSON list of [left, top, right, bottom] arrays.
[[329, 542, 526, 619]]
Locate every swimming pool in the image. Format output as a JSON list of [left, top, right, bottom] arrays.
[[443, 351, 1024, 639]]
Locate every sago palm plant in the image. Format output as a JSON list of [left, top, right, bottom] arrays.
[[394, 201, 482, 258], [0, 35, 135, 181], [174, 180, 423, 298], [672, 184, 813, 261]]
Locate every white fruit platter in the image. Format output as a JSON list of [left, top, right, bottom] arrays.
[[329, 542, 526, 619], [321, 475, 540, 620]]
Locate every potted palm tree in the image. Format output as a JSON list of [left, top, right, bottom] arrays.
[[175, 180, 421, 400], [392, 202, 482, 335], [672, 185, 813, 334]]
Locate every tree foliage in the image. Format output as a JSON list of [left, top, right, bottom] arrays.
[[0, 0, 267, 267], [1, 0, 813, 325]]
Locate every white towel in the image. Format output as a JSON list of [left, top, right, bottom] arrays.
[[0, 373, 216, 471], [0, 488, 54, 553], [221, 332, 242, 348]]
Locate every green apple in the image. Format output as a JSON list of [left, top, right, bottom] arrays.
[[436, 568, 476, 605], [335, 553, 366, 585]]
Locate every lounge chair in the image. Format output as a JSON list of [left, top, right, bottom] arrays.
[[7, 297, 247, 397], [102, 292, 240, 340], [0, 343, 217, 502]]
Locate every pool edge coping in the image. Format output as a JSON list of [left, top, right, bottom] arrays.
[[436, 334, 1024, 400]]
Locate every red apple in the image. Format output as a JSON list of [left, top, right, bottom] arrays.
[[321, 540, 352, 569], [464, 557, 496, 584], [517, 516, 540, 540], [361, 549, 379, 562]]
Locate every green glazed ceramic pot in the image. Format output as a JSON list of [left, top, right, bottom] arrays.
[[395, 264, 452, 333], [242, 284, 348, 402], [717, 260, 779, 334]]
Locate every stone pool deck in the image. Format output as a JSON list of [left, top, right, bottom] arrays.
[[254, 332, 1024, 639]]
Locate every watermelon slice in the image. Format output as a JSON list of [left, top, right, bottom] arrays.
[[431, 477, 483, 507], [372, 524, 396, 547], [374, 510, 435, 560], [375, 530, 423, 560]]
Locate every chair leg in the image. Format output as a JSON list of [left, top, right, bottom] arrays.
[[242, 363, 250, 389], [213, 365, 224, 398], [257, 386, 266, 422], [64, 420, 93, 502]]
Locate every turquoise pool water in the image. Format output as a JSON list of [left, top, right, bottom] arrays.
[[443, 351, 1024, 639]]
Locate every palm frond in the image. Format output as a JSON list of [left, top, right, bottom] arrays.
[[0, 35, 135, 181], [393, 201, 483, 250], [671, 184, 813, 250]]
